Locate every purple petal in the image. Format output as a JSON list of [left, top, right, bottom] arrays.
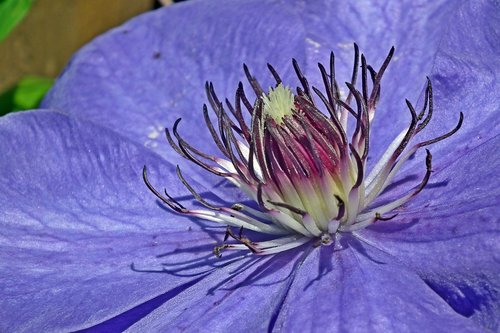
[[43, 0, 307, 159], [42, 0, 310, 197], [301, 1, 457, 146], [0, 110, 239, 331], [43, 0, 498, 182], [358, 0, 499, 196], [5, 1, 498, 331], [274, 243, 483, 332], [428, 0, 499, 151], [124, 248, 307, 332], [359, 135, 500, 329], [0, 110, 200, 233], [302, 0, 499, 166], [45, 1, 488, 163]]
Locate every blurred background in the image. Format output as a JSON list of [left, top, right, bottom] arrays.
[[0, 0, 187, 116]]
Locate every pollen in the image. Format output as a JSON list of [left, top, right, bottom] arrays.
[[262, 83, 295, 123], [143, 44, 463, 256]]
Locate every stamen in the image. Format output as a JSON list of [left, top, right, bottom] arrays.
[[375, 212, 398, 221], [243, 63, 264, 97], [221, 122, 251, 183], [256, 237, 310, 255], [349, 144, 364, 189], [143, 166, 186, 213], [416, 78, 433, 132], [299, 95, 348, 150], [418, 112, 463, 147], [229, 90, 251, 141], [345, 43, 360, 106], [334, 195, 346, 221], [367, 113, 463, 202], [224, 227, 260, 253], [231, 203, 275, 221], [292, 58, 314, 104], [202, 104, 230, 157], [237, 82, 254, 114], [360, 54, 368, 106], [250, 100, 271, 180], [144, 44, 462, 256], [369, 46, 394, 107], [267, 63, 283, 85], [356, 150, 433, 223], [175, 166, 220, 210]]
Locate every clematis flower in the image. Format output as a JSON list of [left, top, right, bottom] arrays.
[[1, 0, 498, 332]]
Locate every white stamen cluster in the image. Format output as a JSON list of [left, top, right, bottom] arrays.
[[144, 45, 462, 256]]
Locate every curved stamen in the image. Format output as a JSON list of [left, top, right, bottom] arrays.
[[369, 46, 394, 107], [352, 150, 432, 229], [144, 45, 462, 256], [237, 82, 254, 115], [292, 58, 315, 104], [334, 195, 346, 221], [416, 78, 433, 132], [231, 88, 251, 141], [143, 166, 186, 213], [176, 165, 220, 211], [267, 63, 282, 85], [418, 112, 464, 147], [367, 112, 463, 203], [349, 144, 364, 189], [243, 63, 264, 97], [345, 43, 360, 106], [299, 94, 348, 152], [221, 119, 252, 184], [250, 100, 271, 181], [360, 54, 368, 106], [202, 104, 230, 157], [165, 126, 186, 158]]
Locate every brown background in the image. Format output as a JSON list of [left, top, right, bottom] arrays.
[[0, 0, 173, 91]]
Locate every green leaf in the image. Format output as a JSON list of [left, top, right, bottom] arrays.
[[0, 0, 34, 42], [0, 76, 53, 116]]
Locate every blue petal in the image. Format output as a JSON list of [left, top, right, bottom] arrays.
[[426, 0, 500, 155], [300, 0, 499, 162], [352, 0, 500, 185], [43, 0, 498, 179], [0, 111, 238, 331], [273, 242, 484, 332], [359, 135, 500, 330], [124, 249, 307, 332], [43, 0, 307, 160], [5, 0, 498, 331], [43, 0, 310, 198], [300, 0, 456, 125]]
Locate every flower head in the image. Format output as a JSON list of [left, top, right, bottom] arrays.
[[1, 1, 499, 332], [143, 45, 462, 255]]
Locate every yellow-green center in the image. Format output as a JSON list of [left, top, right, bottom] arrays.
[[262, 84, 295, 124]]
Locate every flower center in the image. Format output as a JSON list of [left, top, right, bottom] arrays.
[[262, 83, 295, 124], [143, 44, 463, 256]]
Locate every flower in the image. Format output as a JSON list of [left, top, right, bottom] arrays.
[[142, 45, 463, 255], [1, 0, 499, 332]]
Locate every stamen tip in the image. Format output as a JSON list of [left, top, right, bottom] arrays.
[[231, 204, 243, 211], [174, 118, 182, 127]]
